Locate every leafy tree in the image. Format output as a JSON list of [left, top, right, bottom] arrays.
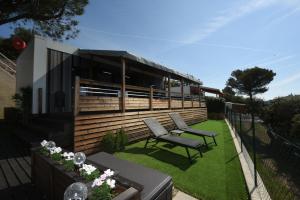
[[0, 27, 33, 59], [226, 66, 275, 117], [226, 66, 275, 185], [222, 86, 235, 96], [226, 67, 276, 101], [0, 0, 89, 40], [222, 86, 235, 102]]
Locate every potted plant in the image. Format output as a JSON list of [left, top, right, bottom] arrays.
[[32, 140, 141, 200]]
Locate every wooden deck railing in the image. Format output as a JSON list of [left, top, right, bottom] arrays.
[[75, 78, 205, 114]]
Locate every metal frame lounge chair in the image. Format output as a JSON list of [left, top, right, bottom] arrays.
[[143, 118, 204, 163], [169, 112, 217, 147]]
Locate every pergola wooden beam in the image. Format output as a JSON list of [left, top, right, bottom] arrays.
[[121, 58, 126, 113], [168, 74, 171, 109], [181, 79, 184, 108], [149, 86, 153, 111]]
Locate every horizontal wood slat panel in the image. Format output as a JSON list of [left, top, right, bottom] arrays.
[[79, 96, 203, 112], [74, 108, 207, 154]]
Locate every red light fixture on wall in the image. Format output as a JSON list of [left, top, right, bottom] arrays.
[[12, 37, 27, 50]]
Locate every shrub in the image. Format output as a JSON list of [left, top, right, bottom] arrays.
[[12, 86, 32, 123], [12, 86, 32, 112], [115, 128, 128, 151], [261, 95, 300, 138], [205, 97, 225, 113], [290, 114, 300, 139], [205, 97, 225, 119], [101, 132, 116, 153], [101, 129, 128, 153]]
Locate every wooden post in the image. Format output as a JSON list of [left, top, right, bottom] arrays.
[[38, 88, 43, 114], [149, 86, 153, 110], [198, 84, 201, 107], [191, 90, 194, 108], [121, 58, 126, 113], [168, 75, 171, 109], [181, 79, 184, 108], [74, 76, 80, 116]]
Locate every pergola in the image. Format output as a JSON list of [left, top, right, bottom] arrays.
[[78, 50, 203, 113]]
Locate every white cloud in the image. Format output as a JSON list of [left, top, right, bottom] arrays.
[[79, 25, 272, 53], [183, 0, 300, 44], [271, 71, 300, 87], [257, 55, 295, 66]]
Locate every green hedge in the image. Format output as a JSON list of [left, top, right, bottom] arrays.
[[205, 97, 225, 120], [205, 97, 225, 113]]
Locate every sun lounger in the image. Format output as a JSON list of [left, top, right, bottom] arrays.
[[169, 112, 217, 147], [143, 118, 203, 163]]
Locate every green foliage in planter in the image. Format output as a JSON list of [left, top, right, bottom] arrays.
[[80, 169, 100, 181], [50, 152, 62, 162], [90, 183, 112, 200], [39, 147, 49, 156], [62, 160, 75, 172], [101, 129, 128, 153]]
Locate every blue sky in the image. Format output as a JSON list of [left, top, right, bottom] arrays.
[[1, 0, 300, 99]]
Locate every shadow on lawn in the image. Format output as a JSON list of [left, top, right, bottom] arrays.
[[225, 152, 241, 164], [122, 145, 200, 171]]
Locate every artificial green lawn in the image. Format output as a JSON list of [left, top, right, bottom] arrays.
[[115, 120, 248, 200]]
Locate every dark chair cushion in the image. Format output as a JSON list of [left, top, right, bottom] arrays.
[[87, 152, 172, 200], [169, 112, 217, 137], [160, 135, 202, 148], [184, 128, 217, 137]]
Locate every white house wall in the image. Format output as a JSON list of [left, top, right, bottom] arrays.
[[22, 35, 79, 114]]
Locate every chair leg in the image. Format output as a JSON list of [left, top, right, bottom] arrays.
[[198, 146, 203, 157], [202, 136, 208, 148], [144, 137, 150, 148], [185, 147, 192, 163], [213, 136, 217, 146]]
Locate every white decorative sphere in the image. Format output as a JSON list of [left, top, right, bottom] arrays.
[[73, 152, 86, 166], [46, 141, 56, 150], [64, 182, 88, 200]]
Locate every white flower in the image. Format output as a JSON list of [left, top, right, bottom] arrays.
[[92, 178, 104, 188], [55, 147, 62, 153], [79, 164, 97, 175], [106, 178, 116, 189], [49, 147, 62, 155], [41, 140, 48, 147], [104, 169, 114, 177], [68, 152, 74, 157], [100, 173, 107, 181], [62, 152, 74, 161]]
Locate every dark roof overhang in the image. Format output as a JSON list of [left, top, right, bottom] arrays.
[[79, 49, 202, 84]]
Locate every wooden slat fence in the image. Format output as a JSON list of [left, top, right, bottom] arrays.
[[74, 107, 207, 154]]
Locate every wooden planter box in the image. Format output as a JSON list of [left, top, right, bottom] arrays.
[[31, 148, 140, 200]]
